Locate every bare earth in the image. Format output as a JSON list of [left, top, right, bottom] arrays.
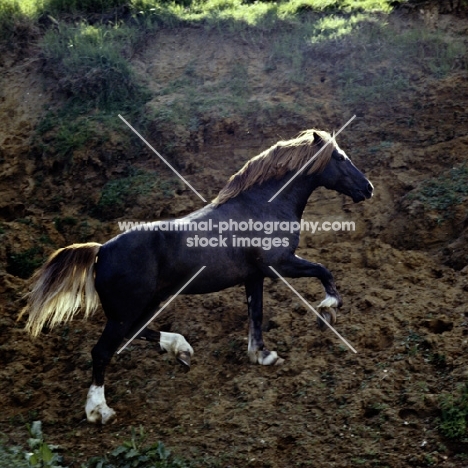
[[1, 9, 468, 468]]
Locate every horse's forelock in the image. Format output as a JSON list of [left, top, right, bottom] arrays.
[[212, 129, 336, 206]]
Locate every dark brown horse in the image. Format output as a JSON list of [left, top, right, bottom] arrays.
[[20, 129, 373, 424]]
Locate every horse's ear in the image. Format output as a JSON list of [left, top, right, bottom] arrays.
[[313, 131, 324, 146]]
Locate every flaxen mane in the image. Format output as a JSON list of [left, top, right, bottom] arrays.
[[212, 129, 335, 206]]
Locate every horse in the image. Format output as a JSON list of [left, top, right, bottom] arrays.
[[20, 129, 373, 424]]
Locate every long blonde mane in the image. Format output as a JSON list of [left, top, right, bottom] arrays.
[[212, 129, 336, 206]]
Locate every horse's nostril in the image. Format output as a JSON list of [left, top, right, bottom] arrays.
[[367, 183, 374, 193]]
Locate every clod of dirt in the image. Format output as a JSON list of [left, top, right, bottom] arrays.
[[422, 318, 454, 334]]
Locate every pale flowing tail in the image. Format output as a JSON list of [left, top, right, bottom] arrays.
[[19, 242, 102, 337]]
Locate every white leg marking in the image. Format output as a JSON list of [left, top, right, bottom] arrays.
[[248, 325, 259, 363], [248, 328, 284, 365], [85, 385, 116, 424], [318, 293, 339, 309], [258, 350, 284, 366], [160, 332, 194, 364]]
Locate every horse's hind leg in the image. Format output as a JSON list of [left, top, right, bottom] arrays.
[[138, 328, 194, 367], [245, 276, 284, 366], [86, 319, 130, 424]]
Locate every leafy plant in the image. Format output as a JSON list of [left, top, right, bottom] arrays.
[[0, 442, 29, 468], [26, 421, 66, 468], [438, 383, 468, 440], [86, 426, 186, 468]]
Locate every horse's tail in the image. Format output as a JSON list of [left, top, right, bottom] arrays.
[[19, 242, 102, 337]]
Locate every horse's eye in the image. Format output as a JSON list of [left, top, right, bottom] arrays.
[[336, 153, 346, 161]]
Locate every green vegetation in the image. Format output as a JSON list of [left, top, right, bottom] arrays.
[[7, 247, 44, 279], [87, 426, 186, 468], [0, 0, 394, 22], [41, 23, 145, 109], [94, 167, 176, 219], [409, 165, 468, 218], [0, 423, 186, 468], [26, 421, 66, 468], [1, 1, 468, 466], [42, 0, 129, 14], [151, 61, 257, 130], [0, 1, 35, 43], [34, 21, 150, 165], [438, 383, 468, 440], [2, 0, 464, 174], [0, 443, 29, 468], [0, 421, 66, 468], [35, 114, 93, 164]]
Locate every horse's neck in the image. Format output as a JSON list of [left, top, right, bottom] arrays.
[[283, 175, 320, 218], [238, 173, 320, 219]]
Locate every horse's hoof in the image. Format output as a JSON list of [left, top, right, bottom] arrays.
[[87, 406, 116, 425], [317, 307, 337, 330], [86, 385, 117, 425], [177, 350, 191, 368], [274, 356, 285, 366], [261, 350, 283, 366], [250, 350, 284, 366], [101, 408, 117, 425]]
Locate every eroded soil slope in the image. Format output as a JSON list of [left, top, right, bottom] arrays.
[[1, 8, 468, 468]]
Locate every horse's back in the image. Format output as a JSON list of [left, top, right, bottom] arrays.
[[94, 230, 164, 312]]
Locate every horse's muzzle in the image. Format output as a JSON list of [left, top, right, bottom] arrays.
[[352, 182, 374, 202]]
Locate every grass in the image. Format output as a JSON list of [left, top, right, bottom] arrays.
[[151, 61, 256, 130], [0, 0, 396, 42], [3, 0, 463, 145], [35, 114, 93, 164], [42, 0, 129, 14], [1, 0, 466, 218], [94, 167, 176, 220], [40, 23, 146, 109], [32, 21, 152, 169], [33, 20, 150, 165]]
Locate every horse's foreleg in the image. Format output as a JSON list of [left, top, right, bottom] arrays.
[[245, 276, 283, 365], [138, 328, 193, 367], [86, 320, 128, 424], [273, 256, 341, 329]]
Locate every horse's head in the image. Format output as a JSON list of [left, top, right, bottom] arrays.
[[316, 134, 373, 203]]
